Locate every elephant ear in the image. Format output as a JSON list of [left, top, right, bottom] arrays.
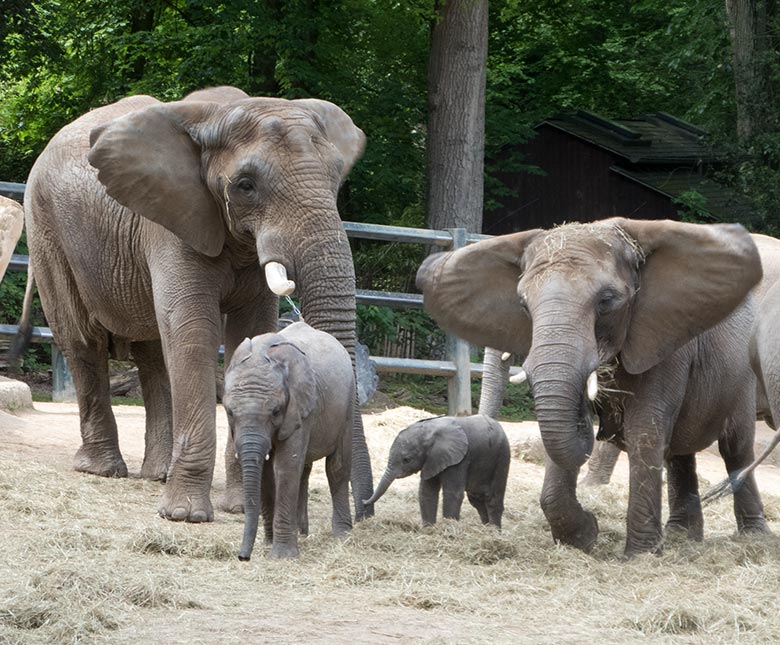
[[421, 421, 469, 480], [181, 86, 249, 103], [88, 101, 225, 257], [616, 218, 762, 374], [268, 341, 317, 442], [293, 99, 366, 182], [416, 231, 541, 356]]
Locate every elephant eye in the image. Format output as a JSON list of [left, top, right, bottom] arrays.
[[236, 177, 256, 193], [271, 405, 282, 417], [516, 294, 530, 315], [597, 290, 621, 314]]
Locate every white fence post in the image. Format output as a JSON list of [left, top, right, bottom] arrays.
[[445, 227, 472, 416]]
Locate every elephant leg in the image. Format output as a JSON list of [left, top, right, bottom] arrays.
[[486, 493, 504, 529], [718, 409, 769, 534], [665, 454, 703, 541], [419, 477, 441, 526], [155, 280, 222, 523], [624, 424, 667, 556], [132, 339, 172, 481], [261, 454, 275, 545], [220, 295, 279, 513], [540, 456, 598, 552], [298, 463, 312, 536], [466, 491, 490, 524], [69, 332, 127, 477], [441, 468, 466, 520], [270, 436, 308, 558], [326, 418, 353, 537], [582, 441, 621, 487], [32, 247, 126, 477]]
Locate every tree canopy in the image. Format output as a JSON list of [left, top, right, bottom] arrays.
[[1, 0, 779, 233]]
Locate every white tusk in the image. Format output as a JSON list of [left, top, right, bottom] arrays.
[[265, 453, 270, 461], [264, 262, 296, 296], [501, 352, 512, 361], [587, 371, 598, 401], [509, 369, 527, 385]]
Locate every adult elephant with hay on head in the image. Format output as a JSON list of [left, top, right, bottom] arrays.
[[417, 218, 769, 557], [23, 86, 374, 522]]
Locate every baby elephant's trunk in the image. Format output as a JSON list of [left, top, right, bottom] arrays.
[[362, 469, 395, 506], [237, 432, 271, 561]]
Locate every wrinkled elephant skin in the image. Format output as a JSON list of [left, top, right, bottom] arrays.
[[418, 218, 768, 556], [224, 322, 354, 560], [24, 86, 374, 523], [364, 414, 510, 528]]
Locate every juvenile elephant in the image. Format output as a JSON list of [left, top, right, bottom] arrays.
[[24, 86, 374, 522], [417, 218, 767, 556], [223, 322, 353, 560], [363, 415, 510, 528]]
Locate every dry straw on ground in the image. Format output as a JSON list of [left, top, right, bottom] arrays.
[[2, 403, 780, 643]]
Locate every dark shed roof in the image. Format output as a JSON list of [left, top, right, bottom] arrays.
[[542, 110, 721, 165]]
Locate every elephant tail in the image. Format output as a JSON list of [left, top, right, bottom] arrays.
[[7, 264, 35, 373], [701, 430, 780, 505]]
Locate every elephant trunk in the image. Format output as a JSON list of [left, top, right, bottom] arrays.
[[292, 226, 375, 519], [237, 432, 271, 561], [525, 318, 596, 471], [362, 468, 395, 506]]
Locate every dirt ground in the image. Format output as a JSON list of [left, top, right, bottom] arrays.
[[3, 400, 780, 643]]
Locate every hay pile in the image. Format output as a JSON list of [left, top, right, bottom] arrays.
[[2, 404, 780, 643]]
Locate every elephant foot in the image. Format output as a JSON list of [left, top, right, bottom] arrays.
[[218, 486, 244, 514], [737, 518, 771, 535], [269, 542, 299, 559], [624, 533, 664, 558], [549, 510, 599, 552], [140, 456, 169, 482], [158, 486, 214, 523], [74, 445, 128, 478], [665, 519, 703, 542]]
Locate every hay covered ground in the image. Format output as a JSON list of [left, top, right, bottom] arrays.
[[3, 402, 780, 644]]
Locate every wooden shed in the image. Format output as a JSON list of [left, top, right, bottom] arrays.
[[483, 110, 755, 235]]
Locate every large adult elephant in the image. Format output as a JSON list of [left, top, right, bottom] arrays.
[[418, 218, 767, 556], [480, 233, 780, 490], [24, 86, 374, 522]]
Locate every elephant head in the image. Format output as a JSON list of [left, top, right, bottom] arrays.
[[417, 219, 761, 471], [87, 87, 374, 516], [363, 418, 468, 505], [87, 89, 363, 301], [223, 334, 316, 561]]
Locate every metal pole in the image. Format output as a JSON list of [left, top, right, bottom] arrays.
[[445, 227, 472, 416]]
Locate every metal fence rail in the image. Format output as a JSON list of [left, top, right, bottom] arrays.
[[1, 184, 510, 414]]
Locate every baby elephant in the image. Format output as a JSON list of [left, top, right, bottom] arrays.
[[223, 322, 354, 560], [364, 415, 510, 527]]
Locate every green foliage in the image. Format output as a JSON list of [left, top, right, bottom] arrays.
[[6, 0, 780, 380], [378, 373, 535, 420], [674, 190, 713, 224]]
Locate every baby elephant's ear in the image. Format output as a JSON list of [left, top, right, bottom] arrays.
[[421, 421, 468, 480], [268, 341, 316, 441]]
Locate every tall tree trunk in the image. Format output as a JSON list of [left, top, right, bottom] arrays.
[[426, 0, 489, 233], [725, 0, 765, 142]]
